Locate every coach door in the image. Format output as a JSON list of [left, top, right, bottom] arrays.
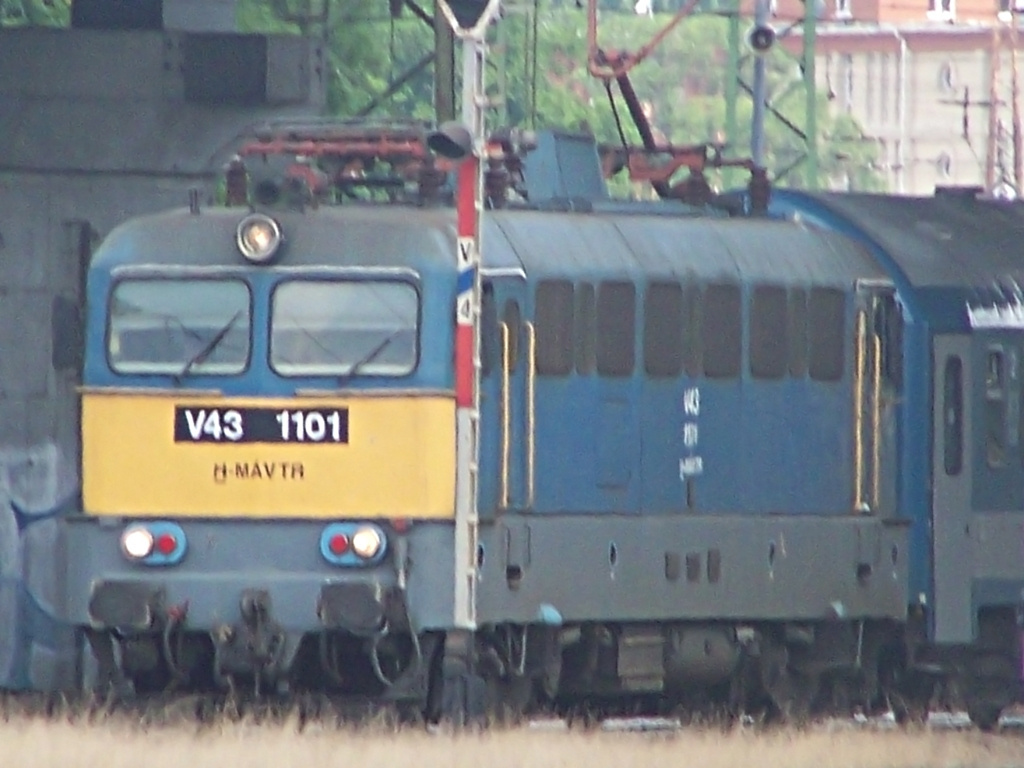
[[853, 282, 900, 517], [931, 335, 973, 643]]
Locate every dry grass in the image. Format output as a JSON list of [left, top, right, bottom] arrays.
[[1, 712, 1024, 768]]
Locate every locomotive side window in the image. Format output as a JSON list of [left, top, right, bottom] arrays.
[[702, 283, 741, 379], [271, 280, 417, 377], [808, 287, 845, 382], [503, 300, 521, 373], [575, 282, 597, 375], [597, 281, 635, 376], [750, 285, 788, 380], [985, 347, 1007, 468], [535, 280, 574, 376], [108, 278, 251, 376], [944, 356, 964, 475], [644, 281, 683, 377], [788, 288, 808, 377], [683, 282, 702, 377], [874, 293, 904, 391]]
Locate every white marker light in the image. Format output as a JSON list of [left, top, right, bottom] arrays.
[[351, 526, 383, 560], [121, 526, 155, 560], [235, 213, 282, 263]]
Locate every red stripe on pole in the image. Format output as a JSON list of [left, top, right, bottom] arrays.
[[455, 323, 474, 407], [456, 158, 477, 239]]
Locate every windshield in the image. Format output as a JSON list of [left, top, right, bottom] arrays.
[[271, 280, 418, 377], [108, 279, 251, 375]]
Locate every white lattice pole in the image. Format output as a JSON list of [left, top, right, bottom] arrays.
[[437, 0, 502, 631]]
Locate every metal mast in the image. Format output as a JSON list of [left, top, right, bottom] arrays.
[[435, 0, 502, 631]]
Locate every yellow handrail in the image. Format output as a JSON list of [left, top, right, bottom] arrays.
[[853, 310, 866, 513], [872, 332, 882, 511], [500, 322, 510, 509], [525, 321, 536, 509]]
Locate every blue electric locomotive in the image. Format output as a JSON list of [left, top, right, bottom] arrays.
[[53, 121, 1015, 725]]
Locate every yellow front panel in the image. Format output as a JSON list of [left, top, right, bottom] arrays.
[[82, 392, 455, 518]]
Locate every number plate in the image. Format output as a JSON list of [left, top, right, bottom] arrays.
[[174, 406, 349, 444]]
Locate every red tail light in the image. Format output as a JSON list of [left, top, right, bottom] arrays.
[[328, 533, 350, 555], [155, 532, 178, 555]]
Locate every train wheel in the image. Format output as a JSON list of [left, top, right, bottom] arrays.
[[966, 703, 1002, 732]]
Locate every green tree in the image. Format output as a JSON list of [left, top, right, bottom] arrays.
[[1, 0, 70, 26]]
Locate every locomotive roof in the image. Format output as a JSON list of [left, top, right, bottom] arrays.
[[93, 201, 885, 288], [488, 209, 885, 285]]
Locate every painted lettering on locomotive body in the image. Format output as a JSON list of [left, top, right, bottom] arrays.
[[212, 461, 305, 483], [175, 406, 349, 444], [680, 386, 703, 478]]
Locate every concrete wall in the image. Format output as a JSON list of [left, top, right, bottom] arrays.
[[0, 25, 325, 690]]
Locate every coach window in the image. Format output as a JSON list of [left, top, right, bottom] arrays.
[[750, 285, 788, 379], [575, 282, 597, 375], [788, 288, 808, 377], [985, 347, 1007, 467], [271, 280, 417, 377], [108, 278, 251, 376], [944, 356, 963, 475], [683, 282, 702, 377], [702, 283, 741, 379], [597, 281, 635, 376], [644, 281, 683, 377], [503, 300, 521, 373], [808, 287, 845, 382], [535, 280, 574, 376]]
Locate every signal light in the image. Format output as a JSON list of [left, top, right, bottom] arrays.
[[121, 526, 155, 560], [352, 527, 383, 560], [235, 213, 282, 263], [748, 25, 776, 55], [119, 522, 187, 565], [328, 533, 350, 555], [155, 532, 178, 556]]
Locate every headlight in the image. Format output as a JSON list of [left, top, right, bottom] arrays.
[[119, 522, 187, 565], [121, 526, 154, 560], [235, 213, 282, 263], [351, 526, 383, 560]]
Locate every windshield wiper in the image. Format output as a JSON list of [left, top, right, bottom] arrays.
[[336, 328, 403, 388], [175, 310, 243, 384]]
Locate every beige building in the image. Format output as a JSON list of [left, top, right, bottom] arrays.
[[767, 0, 1024, 194]]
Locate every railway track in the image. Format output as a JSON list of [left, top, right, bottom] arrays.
[[3, 690, 1023, 734]]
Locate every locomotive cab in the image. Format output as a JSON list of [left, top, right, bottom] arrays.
[[63, 198, 462, 699]]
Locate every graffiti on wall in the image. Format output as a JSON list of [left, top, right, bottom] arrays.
[[0, 443, 78, 690]]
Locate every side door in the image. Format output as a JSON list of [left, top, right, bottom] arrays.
[[479, 276, 532, 515], [852, 281, 900, 517], [931, 334, 973, 643]]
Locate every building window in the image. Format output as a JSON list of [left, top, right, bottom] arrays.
[[535, 280, 574, 376], [938, 61, 956, 94], [842, 54, 854, 113], [879, 54, 890, 124], [928, 0, 954, 18], [835, 0, 852, 18], [865, 54, 875, 122]]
